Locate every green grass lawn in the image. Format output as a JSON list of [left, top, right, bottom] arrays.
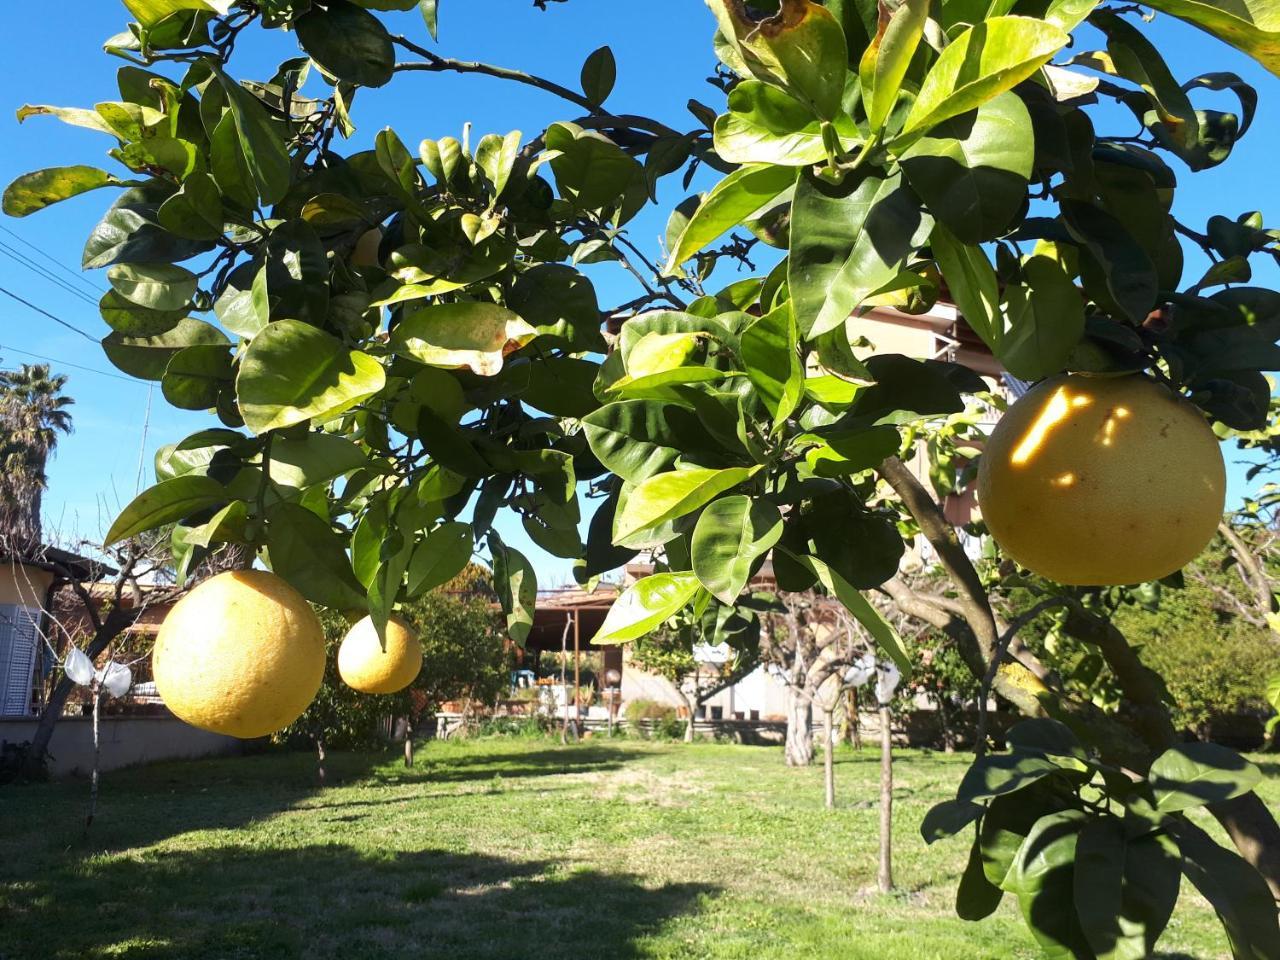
[[1, 735, 1275, 959]]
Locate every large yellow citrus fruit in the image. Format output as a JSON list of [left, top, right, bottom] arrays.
[[152, 570, 326, 738], [337, 615, 423, 694], [977, 373, 1225, 585]]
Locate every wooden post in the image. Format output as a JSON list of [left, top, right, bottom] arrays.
[[878, 703, 894, 893], [573, 608, 581, 739], [560, 614, 570, 744]]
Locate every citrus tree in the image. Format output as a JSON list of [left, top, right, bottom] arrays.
[[6, 0, 1280, 954]]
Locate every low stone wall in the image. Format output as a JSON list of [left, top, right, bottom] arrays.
[[0, 715, 242, 778]]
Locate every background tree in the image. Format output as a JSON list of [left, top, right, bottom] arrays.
[[0, 363, 73, 554]]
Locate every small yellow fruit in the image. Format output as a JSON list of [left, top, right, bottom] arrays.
[[337, 615, 423, 694], [351, 227, 382, 267], [153, 570, 326, 738], [977, 373, 1225, 585]]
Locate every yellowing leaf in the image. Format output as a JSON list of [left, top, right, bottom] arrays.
[[390, 302, 537, 376]]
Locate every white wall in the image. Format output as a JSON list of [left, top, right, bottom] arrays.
[[0, 716, 241, 777]]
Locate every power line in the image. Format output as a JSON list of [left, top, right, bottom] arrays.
[[0, 342, 142, 385], [135, 384, 154, 493], [0, 223, 105, 295], [0, 241, 101, 308], [0, 285, 99, 343]]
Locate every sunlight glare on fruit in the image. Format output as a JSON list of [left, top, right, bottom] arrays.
[[1009, 388, 1093, 466]]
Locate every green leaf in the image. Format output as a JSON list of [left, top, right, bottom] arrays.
[[83, 186, 215, 269], [391, 302, 537, 377], [1062, 200, 1159, 324], [1149, 741, 1262, 813], [419, 0, 438, 38], [213, 67, 292, 206], [898, 17, 1069, 141], [407, 522, 473, 596], [98, 290, 185, 337], [741, 301, 804, 429], [859, 0, 929, 133], [522, 356, 601, 419], [296, 0, 395, 88], [268, 433, 368, 488], [1176, 820, 1280, 960], [801, 426, 900, 477], [122, 0, 231, 27], [583, 400, 687, 483], [663, 163, 798, 275], [265, 502, 367, 611], [102, 318, 229, 381], [157, 172, 225, 241], [580, 45, 617, 104], [957, 752, 1063, 803], [105, 475, 227, 546], [957, 837, 1005, 921], [492, 534, 537, 644], [507, 264, 604, 352], [474, 129, 523, 201], [1137, 0, 1280, 76], [1095, 9, 1198, 149], [1074, 817, 1181, 960], [544, 122, 643, 217], [594, 572, 702, 645], [237, 319, 387, 434], [930, 224, 1001, 351], [107, 262, 197, 312], [713, 81, 859, 166], [843, 354, 968, 427], [1000, 252, 1086, 380], [613, 465, 760, 548], [921, 798, 984, 844], [789, 167, 931, 339], [1009, 811, 1094, 959], [897, 93, 1034, 244], [255, 219, 329, 325], [3, 166, 119, 218], [802, 553, 911, 673], [691, 495, 784, 604], [161, 344, 233, 410]]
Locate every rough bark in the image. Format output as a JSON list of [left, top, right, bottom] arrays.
[[785, 687, 814, 767]]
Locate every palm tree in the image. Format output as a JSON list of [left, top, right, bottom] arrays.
[[0, 363, 74, 555]]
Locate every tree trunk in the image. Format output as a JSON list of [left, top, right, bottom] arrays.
[[849, 686, 862, 750], [823, 705, 836, 809], [878, 704, 894, 893], [679, 684, 697, 743], [785, 688, 814, 767], [85, 685, 102, 830], [403, 717, 414, 767], [937, 695, 955, 754]]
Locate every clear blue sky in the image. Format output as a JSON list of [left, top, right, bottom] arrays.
[[0, 2, 1275, 584]]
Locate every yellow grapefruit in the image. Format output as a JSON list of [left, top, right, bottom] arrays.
[[152, 570, 326, 738], [977, 373, 1225, 585], [337, 615, 423, 694]]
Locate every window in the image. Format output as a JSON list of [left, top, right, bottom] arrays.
[[0, 603, 41, 717]]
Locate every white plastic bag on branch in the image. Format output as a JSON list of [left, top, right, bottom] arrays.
[[98, 662, 133, 699], [63, 646, 94, 686]]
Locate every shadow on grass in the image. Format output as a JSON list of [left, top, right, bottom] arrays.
[[0, 843, 715, 960], [3, 741, 647, 856]]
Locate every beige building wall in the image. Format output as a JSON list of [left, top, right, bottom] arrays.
[[0, 563, 54, 609]]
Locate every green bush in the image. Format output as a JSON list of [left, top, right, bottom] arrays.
[[624, 698, 681, 738], [1113, 572, 1274, 735]]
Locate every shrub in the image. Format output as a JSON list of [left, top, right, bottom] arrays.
[[624, 698, 680, 738]]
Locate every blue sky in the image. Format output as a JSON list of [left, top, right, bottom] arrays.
[[0, 1, 1275, 584]]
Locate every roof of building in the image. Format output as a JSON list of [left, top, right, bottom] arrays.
[[1, 544, 115, 582]]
